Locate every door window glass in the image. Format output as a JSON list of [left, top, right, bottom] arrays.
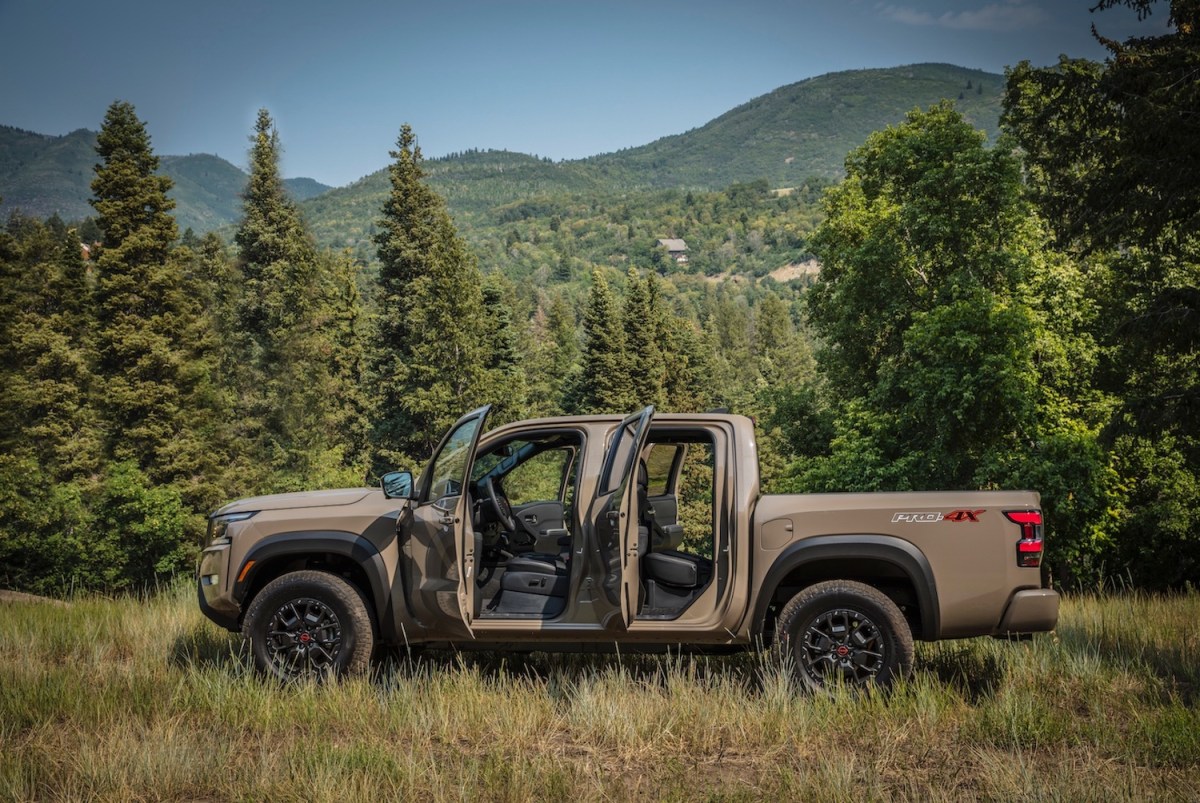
[[600, 419, 639, 495], [425, 416, 483, 504], [643, 443, 682, 496]]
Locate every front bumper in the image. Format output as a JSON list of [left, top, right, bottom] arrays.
[[995, 588, 1059, 634], [197, 544, 240, 631]]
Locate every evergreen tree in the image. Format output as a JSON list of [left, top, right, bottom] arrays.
[[0, 215, 98, 480], [569, 269, 633, 413], [89, 100, 219, 499], [643, 271, 712, 412], [173, 232, 244, 506], [546, 293, 579, 388], [369, 124, 491, 471], [526, 291, 579, 416], [234, 109, 364, 490], [751, 293, 814, 387], [479, 273, 527, 424], [321, 249, 370, 473], [623, 268, 667, 407]]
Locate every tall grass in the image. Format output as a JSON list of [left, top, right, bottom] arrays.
[[1, 587, 1197, 801]]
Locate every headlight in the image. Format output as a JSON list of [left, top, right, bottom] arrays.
[[208, 511, 257, 545]]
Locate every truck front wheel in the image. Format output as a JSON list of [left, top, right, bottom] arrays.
[[773, 580, 913, 692], [243, 570, 375, 681]]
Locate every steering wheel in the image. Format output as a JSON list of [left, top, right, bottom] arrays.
[[482, 475, 517, 533]]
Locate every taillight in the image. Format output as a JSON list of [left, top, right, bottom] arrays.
[[1004, 510, 1044, 568]]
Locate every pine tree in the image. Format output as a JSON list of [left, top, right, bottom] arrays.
[[234, 109, 364, 490], [546, 293, 579, 387], [569, 269, 633, 413], [623, 268, 667, 407], [320, 249, 369, 473], [173, 232, 244, 506], [526, 291, 579, 417], [656, 307, 713, 412], [0, 215, 99, 480], [89, 100, 219, 497], [751, 293, 813, 387], [369, 124, 491, 471], [479, 273, 527, 424]]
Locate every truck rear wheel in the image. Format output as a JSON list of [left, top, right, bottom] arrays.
[[773, 580, 913, 692], [243, 570, 374, 681]]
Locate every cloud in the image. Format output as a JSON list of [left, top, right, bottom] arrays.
[[876, 1, 1049, 32]]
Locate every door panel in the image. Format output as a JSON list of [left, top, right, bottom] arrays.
[[511, 500, 567, 552], [585, 406, 654, 629]]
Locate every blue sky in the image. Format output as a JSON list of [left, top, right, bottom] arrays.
[[0, 0, 1166, 186]]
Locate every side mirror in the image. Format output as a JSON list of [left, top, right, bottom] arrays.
[[380, 470, 415, 500]]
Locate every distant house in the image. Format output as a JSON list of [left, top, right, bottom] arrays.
[[656, 238, 689, 264]]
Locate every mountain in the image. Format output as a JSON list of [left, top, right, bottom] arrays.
[[582, 63, 1004, 188], [0, 127, 99, 222], [2, 64, 1003, 239], [299, 63, 1004, 259], [0, 126, 331, 232]]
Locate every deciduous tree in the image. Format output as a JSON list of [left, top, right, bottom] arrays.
[[792, 104, 1110, 579]]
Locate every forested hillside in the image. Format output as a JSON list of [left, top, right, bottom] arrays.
[[2, 63, 1001, 244], [300, 64, 1002, 263], [582, 62, 1003, 188], [1, 5, 1196, 595], [0, 126, 330, 232]]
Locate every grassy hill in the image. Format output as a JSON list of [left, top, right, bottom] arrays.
[[0, 126, 330, 232]]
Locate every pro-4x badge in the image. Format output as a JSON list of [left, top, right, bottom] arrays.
[[891, 509, 986, 523]]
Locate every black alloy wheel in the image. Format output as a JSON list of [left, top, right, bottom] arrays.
[[264, 596, 344, 678], [243, 570, 375, 681], [798, 607, 887, 685], [773, 579, 914, 692]]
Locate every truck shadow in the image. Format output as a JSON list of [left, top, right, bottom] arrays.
[[374, 647, 766, 693], [914, 643, 1006, 703], [169, 624, 249, 671], [1055, 623, 1198, 705]]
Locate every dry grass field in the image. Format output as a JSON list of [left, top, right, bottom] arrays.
[[1, 585, 1197, 801]]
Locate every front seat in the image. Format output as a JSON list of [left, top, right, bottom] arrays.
[[506, 551, 566, 576]]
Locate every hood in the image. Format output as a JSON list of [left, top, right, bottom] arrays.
[[212, 488, 376, 516]]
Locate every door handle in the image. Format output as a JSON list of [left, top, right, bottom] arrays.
[[440, 513, 457, 526], [524, 514, 538, 525]]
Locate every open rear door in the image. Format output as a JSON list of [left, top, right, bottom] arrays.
[[587, 406, 654, 628]]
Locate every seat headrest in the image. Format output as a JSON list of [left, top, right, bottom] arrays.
[[637, 459, 648, 490]]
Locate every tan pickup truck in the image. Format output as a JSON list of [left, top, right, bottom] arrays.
[[198, 406, 1058, 689]]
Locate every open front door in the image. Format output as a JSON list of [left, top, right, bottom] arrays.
[[405, 404, 491, 635], [587, 406, 654, 629]]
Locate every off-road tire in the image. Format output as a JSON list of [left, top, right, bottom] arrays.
[[773, 579, 913, 692], [243, 570, 374, 681]]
